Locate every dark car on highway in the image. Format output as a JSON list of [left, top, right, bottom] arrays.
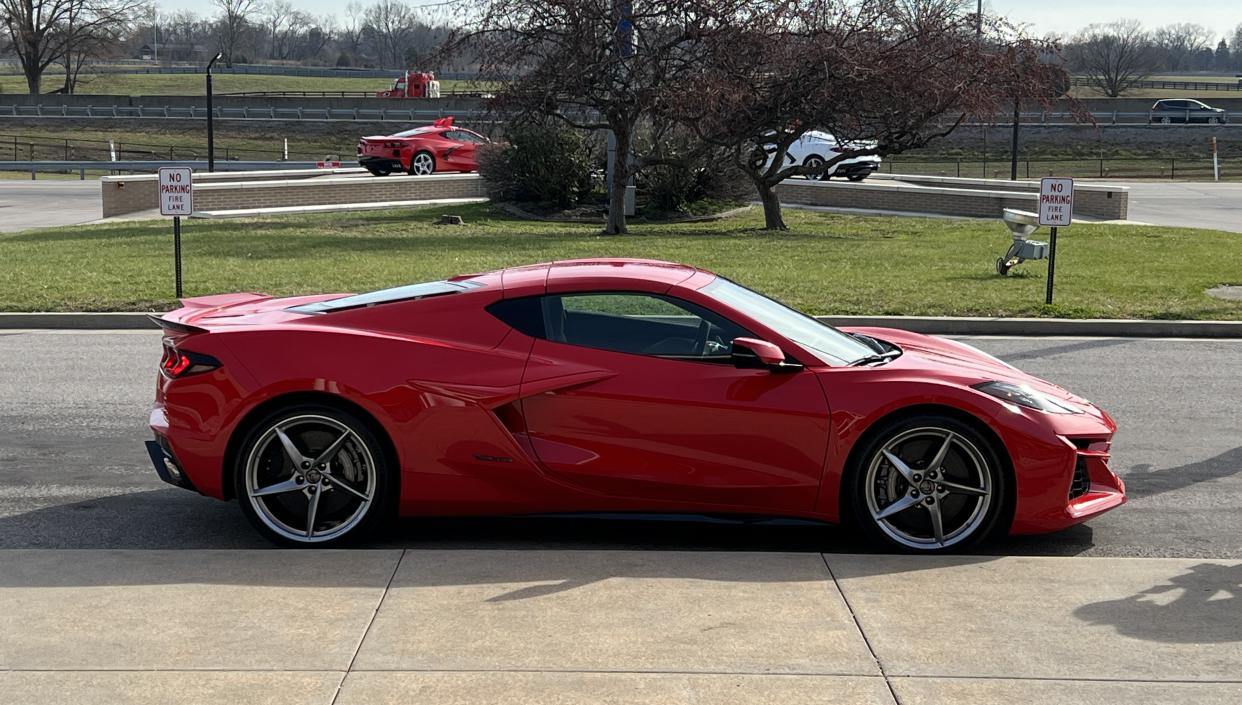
[[1149, 99, 1228, 125]]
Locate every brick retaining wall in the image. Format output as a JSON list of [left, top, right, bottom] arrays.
[[777, 177, 1128, 220], [100, 169, 484, 217]]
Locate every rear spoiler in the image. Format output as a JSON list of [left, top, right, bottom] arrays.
[[147, 314, 207, 335]]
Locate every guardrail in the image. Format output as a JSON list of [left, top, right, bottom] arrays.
[[3, 102, 1237, 127], [1070, 76, 1242, 92], [0, 103, 490, 123], [217, 89, 491, 98], [882, 155, 1234, 181], [0, 159, 328, 179], [0, 60, 483, 80]]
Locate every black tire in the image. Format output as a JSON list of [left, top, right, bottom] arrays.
[[365, 165, 392, 177], [234, 404, 393, 547], [846, 173, 868, 182], [844, 414, 1008, 553]]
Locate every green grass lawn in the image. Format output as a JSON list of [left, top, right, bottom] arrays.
[[2, 203, 1239, 319], [0, 73, 487, 96]]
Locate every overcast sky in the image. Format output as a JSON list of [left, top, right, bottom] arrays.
[[152, 0, 1242, 42], [991, 0, 1242, 38]]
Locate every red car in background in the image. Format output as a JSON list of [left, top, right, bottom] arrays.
[[146, 259, 1124, 550], [356, 117, 488, 176]]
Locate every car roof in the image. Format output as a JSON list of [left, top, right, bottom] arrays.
[[486, 259, 711, 298]]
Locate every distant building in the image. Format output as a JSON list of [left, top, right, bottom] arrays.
[[136, 43, 209, 62]]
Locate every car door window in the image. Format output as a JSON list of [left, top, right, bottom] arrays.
[[545, 293, 750, 360]]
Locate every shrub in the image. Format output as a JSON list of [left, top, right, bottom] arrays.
[[477, 123, 594, 209], [639, 143, 750, 215]]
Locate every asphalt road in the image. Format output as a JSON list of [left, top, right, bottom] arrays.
[[0, 180, 102, 233], [1119, 181, 1242, 233], [0, 331, 1239, 557]]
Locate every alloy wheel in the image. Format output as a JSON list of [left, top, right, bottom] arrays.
[[411, 152, 435, 175], [864, 426, 993, 550], [244, 414, 377, 543], [804, 155, 825, 179]]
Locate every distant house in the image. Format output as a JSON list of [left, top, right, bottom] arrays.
[[136, 43, 209, 62]]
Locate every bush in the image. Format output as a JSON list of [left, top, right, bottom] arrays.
[[477, 123, 594, 209], [639, 145, 751, 215]]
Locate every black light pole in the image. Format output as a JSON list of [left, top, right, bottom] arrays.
[[207, 52, 222, 172], [1011, 96, 1020, 180]]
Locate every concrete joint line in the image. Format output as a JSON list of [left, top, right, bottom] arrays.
[[329, 549, 406, 705], [820, 554, 903, 705]]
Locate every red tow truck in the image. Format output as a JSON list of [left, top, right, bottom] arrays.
[[376, 71, 441, 99]]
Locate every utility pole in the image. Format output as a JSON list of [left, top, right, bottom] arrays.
[[207, 52, 222, 172], [1011, 97, 1020, 180]]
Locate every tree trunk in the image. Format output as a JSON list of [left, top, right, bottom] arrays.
[[755, 179, 787, 231], [24, 66, 40, 95], [604, 128, 631, 235]]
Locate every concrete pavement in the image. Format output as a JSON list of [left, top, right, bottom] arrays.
[[0, 180, 101, 233], [1119, 181, 1242, 234], [2, 549, 1241, 704]]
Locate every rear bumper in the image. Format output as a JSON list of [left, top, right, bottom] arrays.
[[145, 437, 200, 493], [358, 155, 404, 171], [827, 161, 880, 179]]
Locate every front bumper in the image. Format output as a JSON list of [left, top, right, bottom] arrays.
[[1010, 432, 1126, 534], [145, 436, 200, 493]]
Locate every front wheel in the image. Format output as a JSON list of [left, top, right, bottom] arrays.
[[846, 415, 1007, 553], [803, 154, 825, 180], [846, 173, 868, 182], [235, 406, 391, 546]]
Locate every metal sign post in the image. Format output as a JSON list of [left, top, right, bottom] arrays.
[[158, 167, 194, 298], [1038, 177, 1073, 305]]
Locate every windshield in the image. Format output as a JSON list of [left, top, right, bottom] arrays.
[[700, 277, 875, 365]]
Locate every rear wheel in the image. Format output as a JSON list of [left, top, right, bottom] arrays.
[[846, 173, 869, 182], [365, 165, 392, 177], [409, 151, 436, 175], [847, 415, 1006, 553], [235, 405, 391, 546]]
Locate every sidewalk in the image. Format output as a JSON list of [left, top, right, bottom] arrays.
[[2, 550, 1241, 704]]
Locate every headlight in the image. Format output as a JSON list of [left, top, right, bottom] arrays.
[[972, 381, 1083, 414]]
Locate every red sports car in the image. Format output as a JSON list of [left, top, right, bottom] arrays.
[[147, 259, 1124, 550], [356, 117, 487, 176]]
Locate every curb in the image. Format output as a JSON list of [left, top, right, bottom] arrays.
[[3, 312, 1242, 338]]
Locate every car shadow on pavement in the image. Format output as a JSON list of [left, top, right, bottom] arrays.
[[1074, 562, 1242, 643], [0, 487, 1095, 557], [1123, 446, 1242, 500]]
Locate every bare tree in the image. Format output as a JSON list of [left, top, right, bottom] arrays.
[[337, 1, 365, 62], [1068, 20, 1159, 97], [259, 0, 312, 60], [2, 0, 138, 93], [364, 0, 418, 68], [1152, 23, 1214, 72], [668, 0, 1072, 230], [57, 0, 142, 93], [449, 0, 750, 234], [212, 0, 257, 66]]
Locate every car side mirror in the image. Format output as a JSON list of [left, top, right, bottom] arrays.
[[730, 337, 801, 372]]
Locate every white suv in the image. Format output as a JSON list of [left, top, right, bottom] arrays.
[[757, 130, 882, 181]]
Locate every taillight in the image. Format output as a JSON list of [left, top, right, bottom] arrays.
[[160, 343, 221, 379]]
